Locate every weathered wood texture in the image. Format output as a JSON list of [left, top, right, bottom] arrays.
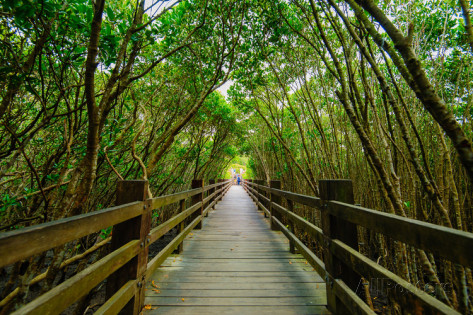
[[107, 180, 149, 314], [0, 201, 144, 268], [319, 180, 360, 315], [144, 186, 328, 314], [245, 179, 465, 314], [12, 241, 141, 315], [269, 180, 281, 231], [191, 179, 204, 230], [1, 180, 231, 315], [0, 182, 230, 269]]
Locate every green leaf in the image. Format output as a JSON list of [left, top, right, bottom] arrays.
[[106, 7, 115, 21]]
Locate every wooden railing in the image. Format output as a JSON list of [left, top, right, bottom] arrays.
[[243, 179, 473, 315], [0, 179, 231, 314]]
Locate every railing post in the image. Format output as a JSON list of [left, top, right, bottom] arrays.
[[177, 199, 185, 253], [250, 178, 254, 198], [209, 179, 215, 211], [254, 180, 261, 211], [269, 180, 281, 231], [106, 180, 150, 315], [256, 179, 264, 213], [287, 199, 296, 254], [319, 179, 360, 315], [217, 179, 224, 197], [263, 180, 269, 218], [192, 179, 204, 229]]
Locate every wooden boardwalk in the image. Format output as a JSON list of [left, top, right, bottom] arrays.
[[144, 185, 328, 314]]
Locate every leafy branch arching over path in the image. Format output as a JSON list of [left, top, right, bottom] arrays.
[[1, 0, 473, 313]]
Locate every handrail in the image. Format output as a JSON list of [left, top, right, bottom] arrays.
[[0, 201, 145, 268], [243, 179, 469, 315], [0, 179, 232, 315], [12, 240, 141, 315], [149, 188, 202, 209], [247, 181, 322, 207], [327, 201, 473, 268]]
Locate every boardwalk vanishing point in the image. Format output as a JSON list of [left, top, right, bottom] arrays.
[[144, 185, 329, 314]]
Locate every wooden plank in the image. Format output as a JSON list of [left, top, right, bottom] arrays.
[[180, 246, 289, 251], [160, 260, 308, 266], [161, 258, 307, 264], [142, 305, 331, 314], [151, 270, 322, 278], [185, 237, 293, 242], [157, 265, 313, 273], [146, 289, 325, 297], [154, 264, 314, 272], [12, 240, 140, 315], [149, 276, 322, 283], [182, 239, 288, 244], [95, 280, 136, 315], [328, 201, 473, 268], [146, 185, 328, 313], [144, 296, 327, 306], [152, 282, 326, 290], [181, 254, 303, 259], [107, 180, 149, 314], [185, 236, 284, 240], [180, 246, 290, 251], [184, 231, 281, 237], [187, 232, 283, 236], [0, 201, 143, 268], [180, 245, 290, 250]]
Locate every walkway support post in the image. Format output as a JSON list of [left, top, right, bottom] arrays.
[[218, 179, 225, 200], [287, 198, 296, 254], [192, 179, 204, 229], [255, 179, 262, 212], [263, 179, 269, 218], [319, 179, 360, 315], [107, 180, 150, 315], [177, 199, 185, 253], [270, 180, 281, 231], [208, 179, 215, 213]]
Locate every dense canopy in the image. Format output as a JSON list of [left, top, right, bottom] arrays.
[[1, 0, 472, 313]]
